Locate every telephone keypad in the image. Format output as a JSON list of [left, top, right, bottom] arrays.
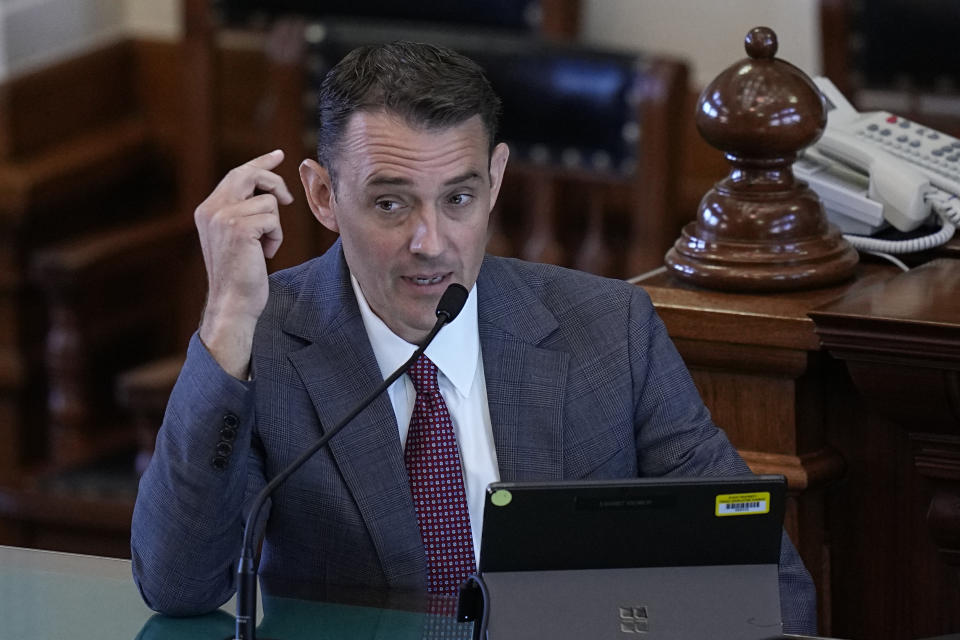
[[854, 110, 960, 190]]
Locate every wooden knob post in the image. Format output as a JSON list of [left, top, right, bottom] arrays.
[[665, 26, 858, 291]]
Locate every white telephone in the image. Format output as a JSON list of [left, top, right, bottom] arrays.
[[796, 77, 960, 255]]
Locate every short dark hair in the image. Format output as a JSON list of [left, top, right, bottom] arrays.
[[316, 41, 502, 183]]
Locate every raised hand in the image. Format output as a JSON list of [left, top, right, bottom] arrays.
[[195, 150, 294, 378]]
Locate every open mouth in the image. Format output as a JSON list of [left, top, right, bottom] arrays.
[[406, 274, 448, 286]]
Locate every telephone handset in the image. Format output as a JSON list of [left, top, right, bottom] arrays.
[[796, 77, 960, 255]]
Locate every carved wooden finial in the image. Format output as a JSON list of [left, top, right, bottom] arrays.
[[745, 26, 778, 59], [665, 26, 858, 291]]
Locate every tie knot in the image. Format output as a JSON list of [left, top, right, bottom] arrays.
[[408, 354, 440, 396]]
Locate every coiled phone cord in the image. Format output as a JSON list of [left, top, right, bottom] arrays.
[[842, 187, 958, 255]]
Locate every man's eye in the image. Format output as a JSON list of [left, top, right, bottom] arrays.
[[448, 193, 473, 206], [375, 200, 400, 212]]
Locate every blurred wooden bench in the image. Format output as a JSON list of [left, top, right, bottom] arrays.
[[0, 39, 198, 555], [0, 41, 182, 488], [30, 216, 196, 469]]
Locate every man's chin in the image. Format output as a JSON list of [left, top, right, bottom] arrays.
[[381, 307, 443, 345]]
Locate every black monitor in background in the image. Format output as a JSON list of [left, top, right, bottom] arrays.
[[856, 0, 959, 92]]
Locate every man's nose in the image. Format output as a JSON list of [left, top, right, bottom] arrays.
[[409, 206, 444, 257]]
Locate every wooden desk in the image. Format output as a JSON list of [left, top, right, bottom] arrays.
[[811, 258, 960, 639], [634, 260, 960, 639]]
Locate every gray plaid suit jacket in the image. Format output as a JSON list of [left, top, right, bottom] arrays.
[[131, 240, 816, 634]]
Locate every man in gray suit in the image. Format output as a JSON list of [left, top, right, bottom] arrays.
[[131, 41, 816, 633]]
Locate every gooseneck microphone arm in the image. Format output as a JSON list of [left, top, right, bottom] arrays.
[[235, 283, 469, 640]]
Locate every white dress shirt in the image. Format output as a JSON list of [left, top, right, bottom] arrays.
[[350, 275, 499, 564]]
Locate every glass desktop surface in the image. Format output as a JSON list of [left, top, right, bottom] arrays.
[[0, 545, 466, 640], [1, 545, 840, 640]]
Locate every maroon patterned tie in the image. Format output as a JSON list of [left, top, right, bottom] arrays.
[[404, 354, 477, 595]]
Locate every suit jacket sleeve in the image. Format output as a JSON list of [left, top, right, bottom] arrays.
[[130, 332, 269, 615], [628, 287, 818, 635]]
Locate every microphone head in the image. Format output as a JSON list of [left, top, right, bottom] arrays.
[[436, 283, 469, 323]]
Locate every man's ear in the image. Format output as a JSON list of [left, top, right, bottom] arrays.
[[299, 159, 339, 233], [488, 142, 510, 210]]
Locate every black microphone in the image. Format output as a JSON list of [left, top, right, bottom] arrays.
[[235, 283, 469, 640]]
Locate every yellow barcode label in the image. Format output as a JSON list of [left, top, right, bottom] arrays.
[[715, 492, 770, 517]]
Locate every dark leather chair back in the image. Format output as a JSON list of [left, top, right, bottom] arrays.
[[217, 0, 543, 32], [311, 22, 641, 177]]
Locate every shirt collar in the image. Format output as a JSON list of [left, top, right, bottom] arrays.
[[350, 274, 480, 397]]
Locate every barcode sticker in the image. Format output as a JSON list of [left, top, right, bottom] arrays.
[[715, 492, 770, 517]]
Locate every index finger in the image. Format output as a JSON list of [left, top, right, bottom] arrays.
[[247, 149, 285, 172], [244, 150, 294, 205]]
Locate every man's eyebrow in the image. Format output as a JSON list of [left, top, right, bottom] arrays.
[[443, 171, 483, 186], [366, 175, 412, 187]]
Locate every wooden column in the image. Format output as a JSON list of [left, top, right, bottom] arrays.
[[519, 170, 566, 268], [181, 0, 217, 212], [260, 18, 337, 272]]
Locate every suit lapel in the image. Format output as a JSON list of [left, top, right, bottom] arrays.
[[283, 244, 425, 588], [277, 249, 571, 584], [478, 257, 568, 482]]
